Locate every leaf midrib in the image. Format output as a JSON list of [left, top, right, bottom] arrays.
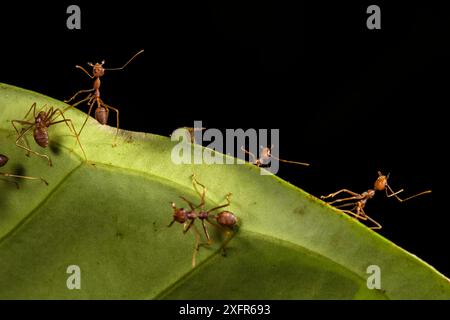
[[153, 227, 389, 299]]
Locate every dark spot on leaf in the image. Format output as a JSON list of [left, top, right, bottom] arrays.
[[49, 141, 62, 155], [12, 163, 26, 176], [294, 205, 306, 215]]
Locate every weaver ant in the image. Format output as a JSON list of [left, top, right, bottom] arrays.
[[169, 174, 238, 267], [241, 145, 309, 167], [64, 50, 144, 140], [11, 103, 86, 166], [0, 153, 48, 188], [321, 171, 432, 230]]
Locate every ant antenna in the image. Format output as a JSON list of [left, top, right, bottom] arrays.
[[272, 156, 310, 166], [104, 49, 144, 71], [266, 145, 310, 166]]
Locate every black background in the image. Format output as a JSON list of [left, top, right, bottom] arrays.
[[0, 1, 447, 277]]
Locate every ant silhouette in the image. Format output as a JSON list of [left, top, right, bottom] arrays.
[[11, 103, 86, 166], [0, 153, 48, 188], [64, 50, 144, 140], [321, 171, 432, 230], [241, 145, 309, 167], [169, 174, 238, 267]]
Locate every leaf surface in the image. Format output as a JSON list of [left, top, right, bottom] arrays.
[[0, 83, 448, 299]]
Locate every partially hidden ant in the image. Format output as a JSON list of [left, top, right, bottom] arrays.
[[0, 153, 48, 188], [241, 145, 309, 167], [321, 171, 432, 230]]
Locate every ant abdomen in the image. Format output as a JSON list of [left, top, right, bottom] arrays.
[[216, 211, 237, 227], [33, 127, 49, 148], [95, 107, 109, 125]]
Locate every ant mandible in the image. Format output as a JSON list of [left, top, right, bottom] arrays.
[[169, 174, 238, 267], [0, 153, 48, 188], [241, 145, 309, 167], [320, 171, 432, 229], [64, 50, 144, 140], [12, 103, 86, 166]]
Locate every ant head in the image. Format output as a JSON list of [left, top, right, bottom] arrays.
[[216, 211, 237, 228], [260, 146, 272, 160], [374, 171, 389, 191], [171, 203, 187, 224], [0, 154, 9, 167], [90, 61, 105, 77]]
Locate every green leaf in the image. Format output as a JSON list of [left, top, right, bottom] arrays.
[[0, 83, 448, 299]]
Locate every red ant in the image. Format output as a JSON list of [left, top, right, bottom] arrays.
[[0, 153, 48, 188], [241, 145, 309, 167], [64, 50, 144, 140], [11, 103, 86, 166], [321, 171, 432, 230], [169, 174, 238, 267]]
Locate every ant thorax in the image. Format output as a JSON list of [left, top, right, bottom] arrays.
[[361, 189, 376, 199], [198, 211, 209, 219]]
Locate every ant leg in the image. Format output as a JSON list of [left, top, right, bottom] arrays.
[[192, 224, 201, 268], [190, 224, 210, 268], [335, 202, 358, 209], [183, 219, 195, 234], [63, 94, 94, 114], [23, 102, 38, 120], [13, 124, 52, 166], [360, 209, 382, 230], [240, 146, 259, 166], [50, 111, 87, 161], [100, 101, 120, 142], [385, 185, 404, 198], [326, 195, 362, 206], [179, 196, 196, 211], [0, 172, 48, 186], [191, 174, 206, 209], [207, 193, 232, 214], [201, 219, 212, 244], [76, 96, 96, 136], [11, 120, 34, 156], [341, 209, 366, 221], [386, 184, 431, 202], [321, 189, 360, 200], [167, 219, 176, 228], [65, 88, 95, 104], [366, 215, 382, 230]]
